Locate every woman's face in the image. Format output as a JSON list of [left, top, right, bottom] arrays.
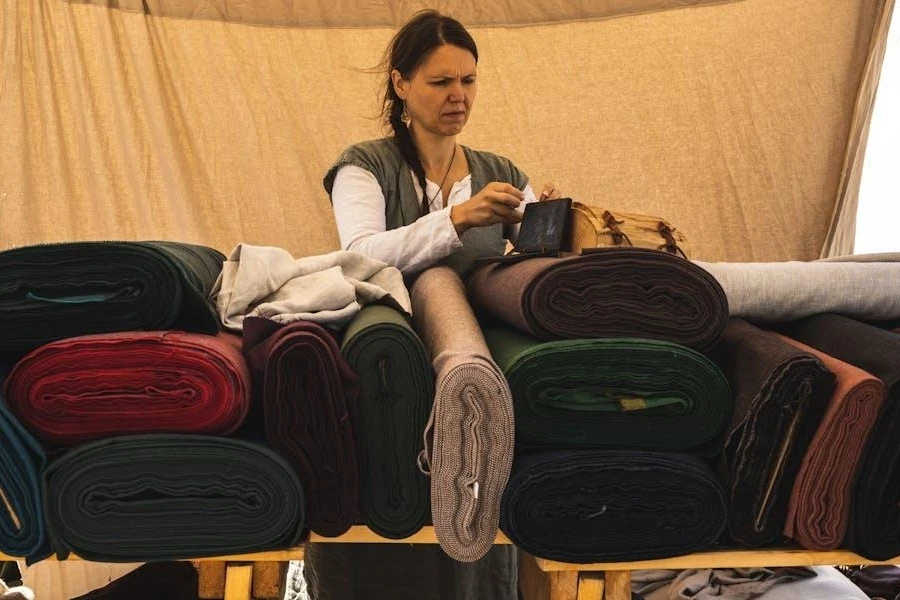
[[393, 44, 477, 138]]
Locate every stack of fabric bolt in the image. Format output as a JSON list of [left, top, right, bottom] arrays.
[[210, 243, 435, 542], [0, 241, 306, 564], [466, 247, 734, 563], [696, 256, 900, 558]]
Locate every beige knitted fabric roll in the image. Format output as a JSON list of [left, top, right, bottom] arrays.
[[410, 266, 515, 562]]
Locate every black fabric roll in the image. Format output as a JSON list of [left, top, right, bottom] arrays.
[[44, 434, 305, 561], [0, 241, 224, 353], [500, 450, 727, 563], [341, 305, 433, 538]]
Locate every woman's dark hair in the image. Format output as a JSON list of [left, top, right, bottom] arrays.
[[381, 10, 478, 215]]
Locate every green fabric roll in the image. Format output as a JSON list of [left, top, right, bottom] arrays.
[[44, 434, 305, 561], [341, 305, 433, 539], [0, 241, 224, 354], [485, 327, 731, 450]]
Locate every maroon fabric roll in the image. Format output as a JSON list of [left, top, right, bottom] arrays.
[[243, 316, 360, 537], [3, 331, 250, 446], [466, 248, 727, 351]]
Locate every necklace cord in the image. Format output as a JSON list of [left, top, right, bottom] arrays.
[[423, 144, 457, 212]]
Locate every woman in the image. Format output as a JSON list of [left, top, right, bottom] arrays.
[[324, 9, 559, 278], [306, 10, 559, 599]]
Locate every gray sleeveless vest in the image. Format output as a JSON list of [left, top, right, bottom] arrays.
[[323, 138, 528, 276]]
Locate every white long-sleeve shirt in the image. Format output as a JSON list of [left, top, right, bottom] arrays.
[[331, 164, 537, 275]]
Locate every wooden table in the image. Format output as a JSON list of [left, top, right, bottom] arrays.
[[7, 531, 897, 600]]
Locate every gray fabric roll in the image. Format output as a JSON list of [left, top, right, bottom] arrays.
[[694, 260, 900, 322], [817, 252, 900, 263], [410, 266, 514, 563]]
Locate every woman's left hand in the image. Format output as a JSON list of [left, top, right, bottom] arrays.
[[538, 182, 562, 200]]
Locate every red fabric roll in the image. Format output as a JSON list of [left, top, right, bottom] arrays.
[[3, 331, 250, 446]]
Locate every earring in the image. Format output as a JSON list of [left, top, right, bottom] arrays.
[[401, 101, 410, 124]]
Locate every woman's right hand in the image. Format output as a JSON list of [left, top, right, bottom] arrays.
[[450, 182, 523, 235]]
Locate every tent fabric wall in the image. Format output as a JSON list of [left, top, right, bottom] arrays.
[[0, 0, 892, 260], [821, 0, 895, 258], [60, 0, 742, 28]]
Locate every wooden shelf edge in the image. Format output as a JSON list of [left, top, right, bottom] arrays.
[[309, 525, 512, 545], [0, 526, 512, 562], [534, 549, 900, 572], [0, 550, 306, 562]]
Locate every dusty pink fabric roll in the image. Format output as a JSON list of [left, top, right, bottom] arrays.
[[410, 266, 514, 562], [778, 333, 885, 550]]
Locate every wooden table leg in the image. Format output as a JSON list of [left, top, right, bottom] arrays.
[[576, 572, 605, 599], [224, 564, 253, 600], [198, 561, 226, 599], [252, 561, 287, 599], [603, 570, 632, 600], [519, 553, 579, 600]]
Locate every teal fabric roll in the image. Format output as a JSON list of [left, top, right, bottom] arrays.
[[485, 327, 731, 450], [44, 434, 305, 561], [0, 366, 48, 561], [341, 305, 433, 539], [0, 241, 224, 353]]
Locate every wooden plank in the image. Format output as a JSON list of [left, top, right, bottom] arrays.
[[576, 573, 604, 600], [534, 548, 900, 572], [0, 549, 305, 562], [223, 564, 253, 600], [9, 543, 898, 572], [197, 561, 226, 599], [309, 525, 512, 544], [603, 571, 631, 600], [252, 561, 287, 599]]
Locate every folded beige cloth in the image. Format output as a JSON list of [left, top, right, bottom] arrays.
[[410, 266, 514, 562], [213, 244, 411, 331], [633, 566, 817, 600]]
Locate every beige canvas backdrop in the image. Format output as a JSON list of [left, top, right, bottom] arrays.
[[61, 0, 742, 27], [0, 0, 893, 260]]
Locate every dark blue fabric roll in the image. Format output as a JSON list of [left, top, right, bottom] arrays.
[[500, 449, 727, 563], [0, 366, 49, 561]]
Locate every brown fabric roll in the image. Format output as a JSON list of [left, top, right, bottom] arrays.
[[410, 266, 514, 562], [776, 334, 885, 550], [711, 318, 834, 546], [466, 248, 727, 351]]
